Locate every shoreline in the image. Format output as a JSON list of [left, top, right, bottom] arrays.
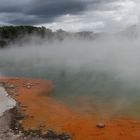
[[0, 77, 71, 140], [0, 76, 140, 140]]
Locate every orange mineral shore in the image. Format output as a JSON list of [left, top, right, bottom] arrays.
[[0, 77, 140, 140]]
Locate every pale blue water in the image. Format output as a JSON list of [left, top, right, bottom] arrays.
[[0, 47, 140, 119]]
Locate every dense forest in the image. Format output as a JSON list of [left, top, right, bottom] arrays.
[[0, 26, 95, 48], [0, 25, 138, 48]]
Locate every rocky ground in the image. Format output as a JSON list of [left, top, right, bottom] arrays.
[[0, 108, 71, 140], [0, 110, 20, 140]]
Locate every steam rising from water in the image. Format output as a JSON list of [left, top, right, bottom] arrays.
[[1, 34, 140, 119]]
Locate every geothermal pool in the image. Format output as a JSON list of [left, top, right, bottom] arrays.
[[1, 55, 140, 120], [1, 39, 140, 121], [1, 41, 140, 139]]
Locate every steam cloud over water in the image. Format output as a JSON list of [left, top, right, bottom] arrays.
[[1, 34, 140, 119]]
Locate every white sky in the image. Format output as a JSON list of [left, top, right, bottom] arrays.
[[41, 0, 140, 32]]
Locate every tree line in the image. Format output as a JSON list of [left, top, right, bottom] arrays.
[[0, 25, 95, 48]]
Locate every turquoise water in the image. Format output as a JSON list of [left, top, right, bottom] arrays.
[[0, 56, 140, 119], [1, 42, 140, 119]]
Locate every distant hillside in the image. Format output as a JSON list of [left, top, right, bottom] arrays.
[[0, 26, 97, 48], [0, 26, 52, 48], [0, 25, 139, 48]]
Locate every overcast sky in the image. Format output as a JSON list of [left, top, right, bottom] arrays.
[[0, 0, 140, 32]]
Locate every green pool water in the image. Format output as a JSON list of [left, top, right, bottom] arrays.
[[1, 43, 140, 120]]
